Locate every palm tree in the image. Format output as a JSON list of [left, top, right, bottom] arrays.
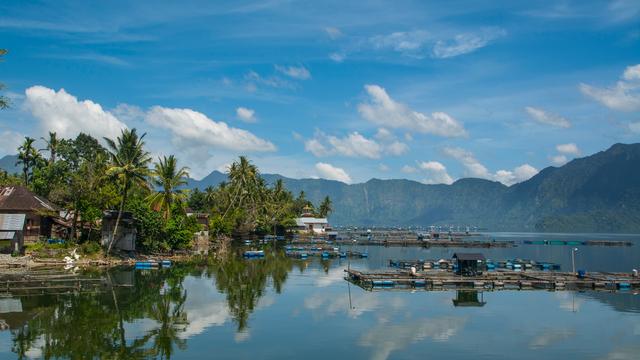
[[147, 155, 189, 220], [222, 156, 261, 221], [318, 196, 333, 218], [0, 49, 9, 110], [15, 137, 39, 185], [40, 131, 60, 164], [104, 128, 151, 254]]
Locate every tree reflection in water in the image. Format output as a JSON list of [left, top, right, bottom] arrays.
[[211, 246, 294, 331], [7, 247, 299, 358]]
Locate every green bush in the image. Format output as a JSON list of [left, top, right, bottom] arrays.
[[81, 241, 102, 255]]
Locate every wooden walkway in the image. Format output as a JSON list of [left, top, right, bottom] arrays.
[[345, 269, 640, 292]]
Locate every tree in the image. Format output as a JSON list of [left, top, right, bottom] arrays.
[[147, 155, 189, 220], [0, 49, 9, 109], [15, 137, 40, 185], [318, 196, 332, 218], [104, 128, 151, 254], [40, 131, 60, 164], [222, 156, 262, 231]]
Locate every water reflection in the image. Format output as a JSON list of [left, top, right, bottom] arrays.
[[0, 240, 639, 359]]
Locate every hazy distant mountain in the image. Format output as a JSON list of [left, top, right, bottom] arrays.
[[183, 143, 640, 232], [0, 154, 20, 174], [4, 144, 640, 232]]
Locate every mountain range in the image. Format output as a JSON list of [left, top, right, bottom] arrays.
[[2, 143, 640, 232]]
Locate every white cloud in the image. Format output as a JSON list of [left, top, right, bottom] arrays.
[[551, 154, 568, 166], [324, 27, 342, 39], [432, 28, 506, 59], [304, 130, 407, 159], [418, 161, 454, 185], [236, 107, 256, 123], [275, 65, 311, 80], [443, 146, 538, 185], [358, 84, 467, 137], [374, 128, 394, 141], [629, 121, 640, 133], [244, 70, 293, 90], [623, 64, 640, 81], [556, 143, 580, 155], [329, 52, 346, 62], [315, 162, 352, 183], [145, 106, 276, 152], [378, 163, 390, 172], [0, 130, 24, 156], [493, 164, 539, 186], [401, 165, 417, 174], [370, 30, 430, 53], [580, 63, 640, 112], [24, 85, 128, 140], [525, 106, 571, 128]]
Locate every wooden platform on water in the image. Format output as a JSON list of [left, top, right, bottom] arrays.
[[335, 239, 515, 248], [345, 269, 640, 292]]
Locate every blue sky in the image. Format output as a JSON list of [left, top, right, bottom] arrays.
[[0, 0, 639, 184]]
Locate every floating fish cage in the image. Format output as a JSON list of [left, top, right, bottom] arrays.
[[243, 250, 265, 258], [390, 258, 561, 272], [135, 260, 172, 269]]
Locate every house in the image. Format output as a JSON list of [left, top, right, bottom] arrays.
[[0, 213, 25, 254], [0, 186, 65, 246], [452, 253, 486, 276], [294, 206, 330, 234], [101, 210, 136, 252]]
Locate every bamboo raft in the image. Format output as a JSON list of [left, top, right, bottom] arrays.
[[345, 269, 640, 292], [0, 271, 111, 295]]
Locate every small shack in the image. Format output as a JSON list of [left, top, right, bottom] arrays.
[[101, 211, 136, 252], [453, 253, 485, 276], [0, 186, 67, 245], [0, 213, 26, 254]]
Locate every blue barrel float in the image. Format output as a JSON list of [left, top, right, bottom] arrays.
[[243, 250, 265, 258]]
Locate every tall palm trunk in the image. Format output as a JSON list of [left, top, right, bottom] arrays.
[[108, 180, 129, 255]]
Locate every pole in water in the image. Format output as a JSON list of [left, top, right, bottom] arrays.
[[571, 247, 578, 275]]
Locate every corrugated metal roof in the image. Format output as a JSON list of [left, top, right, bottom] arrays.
[[0, 213, 25, 231], [0, 231, 15, 240], [295, 217, 328, 226], [0, 186, 59, 212], [453, 253, 485, 261]]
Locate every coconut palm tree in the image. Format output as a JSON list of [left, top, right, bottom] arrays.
[[147, 155, 189, 220], [0, 49, 9, 110], [318, 196, 333, 218], [15, 137, 40, 185], [104, 128, 151, 254], [222, 156, 261, 220], [40, 131, 60, 164]]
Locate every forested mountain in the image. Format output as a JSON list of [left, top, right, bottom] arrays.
[[4, 143, 640, 232]]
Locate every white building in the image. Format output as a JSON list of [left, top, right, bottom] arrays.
[[294, 217, 329, 234]]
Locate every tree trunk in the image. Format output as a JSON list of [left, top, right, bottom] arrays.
[[70, 200, 79, 242], [107, 181, 129, 255]]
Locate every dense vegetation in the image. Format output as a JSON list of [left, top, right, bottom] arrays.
[[183, 143, 640, 233], [1, 129, 332, 253]]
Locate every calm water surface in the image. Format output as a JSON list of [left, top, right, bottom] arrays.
[[1, 232, 639, 359]]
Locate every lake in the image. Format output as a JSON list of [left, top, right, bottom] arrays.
[[1, 232, 639, 359]]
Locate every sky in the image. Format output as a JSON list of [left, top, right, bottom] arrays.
[[0, 0, 639, 185]]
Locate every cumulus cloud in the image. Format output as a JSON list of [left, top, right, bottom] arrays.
[[275, 65, 311, 80], [443, 146, 538, 185], [432, 28, 506, 59], [551, 154, 568, 166], [580, 63, 640, 112], [525, 106, 571, 128], [304, 130, 407, 159], [145, 106, 276, 152], [24, 85, 127, 140], [315, 162, 352, 183], [358, 85, 467, 137], [236, 107, 256, 123], [556, 143, 580, 155], [418, 161, 454, 185]]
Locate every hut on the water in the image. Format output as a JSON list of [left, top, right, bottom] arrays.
[[452, 253, 485, 276]]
